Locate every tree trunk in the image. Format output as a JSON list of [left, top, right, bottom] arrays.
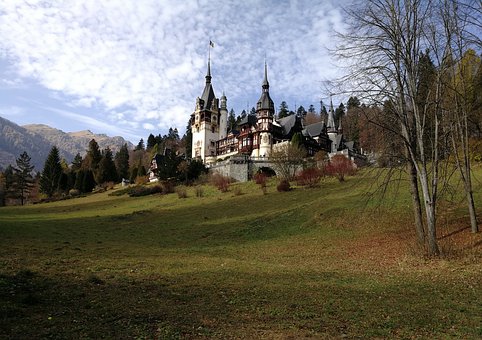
[[418, 170, 440, 256], [466, 186, 478, 233], [407, 156, 425, 247]]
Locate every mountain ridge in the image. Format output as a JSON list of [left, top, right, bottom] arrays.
[[0, 116, 134, 171]]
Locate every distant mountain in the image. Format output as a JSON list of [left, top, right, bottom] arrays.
[[0, 116, 134, 172]]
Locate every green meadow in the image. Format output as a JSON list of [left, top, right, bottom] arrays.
[[0, 170, 481, 339]]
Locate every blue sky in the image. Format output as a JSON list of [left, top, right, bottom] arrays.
[[0, 0, 348, 143]]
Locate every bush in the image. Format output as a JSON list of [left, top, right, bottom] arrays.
[[135, 176, 149, 185], [68, 189, 80, 197], [160, 180, 175, 194], [253, 172, 267, 186], [325, 155, 356, 182], [296, 167, 323, 187], [233, 186, 243, 196], [128, 185, 162, 197], [277, 179, 291, 192], [210, 173, 231, 192], [176, 187, 188, 199], [195, 186, 204, 197]]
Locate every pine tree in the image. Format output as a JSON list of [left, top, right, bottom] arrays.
[[114, 143, 130, 181], [12, 151, 35, 205], [84, 139, 102, 170], [278, 101, 290, 118], [135, 138, 145, 151], [184, 122, 192, 159], [71, 153, 83, 172], [146, 134, 156, 149], [228, 109, 236, 131], [81, 170, 96, 193], [97, 148, 118, 184], [40, 146, 63, 197], [297, 105, 307, 117], [308, 105, 316, 114]]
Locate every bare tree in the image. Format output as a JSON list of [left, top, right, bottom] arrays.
[[337, 0, 481, 252], [269, 142, 306, 181], [440, 0, 480, 233]]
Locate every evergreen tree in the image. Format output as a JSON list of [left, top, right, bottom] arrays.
[[114, 143, 130, 180], [278, 101, 290, 118], [81, 170, 96, 193], [71, 153, 83, 172], [97, 148, 118, 184], [74, 169, 85, 191], [308, 105, 316, 114], [168, 128, 180, 140], [0, 172, 6, 206], [135, 138, 145, 151], [291, 132, 303, 147], [3, 165, 14, 195], [146, 134, 156, 149], [40, 146, 63, 197], [12, 151, 35, 205], [184, 122, 193, 159], [228, 109, 236, 131], [347, 96, 361, 111], [129, 167, 138, 183], [137, 165, 146, 177], [335, 103, 345, 126], [84, 139, 102, 170], [297, 105, 307, 117]]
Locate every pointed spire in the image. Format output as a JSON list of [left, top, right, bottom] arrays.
[[205, 58, 211, 83], [327, 96, 335, 130], [262, 61, 269, 88]]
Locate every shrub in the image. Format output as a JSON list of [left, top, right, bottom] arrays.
[[296, 167, 323, 187], [325, 155, 356, 182], [135, 176, 149, 185], [253, 172, 267, 186], [195, 186, 204, 197], [160, 180, 175, 194], [68, 189, 80, 197], [233, 186, 243, 196], [176, 187, 188, 199], [210, 173, 231, 192], [128, 185, 162, 197], [277, 179, 291, 192]]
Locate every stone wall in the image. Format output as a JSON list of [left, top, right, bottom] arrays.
[[209, 160, 251, 182]]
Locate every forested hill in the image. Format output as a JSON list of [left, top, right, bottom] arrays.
[[0, 116, 133, 171]]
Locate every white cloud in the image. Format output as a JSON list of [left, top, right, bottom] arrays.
[[0, 0, 346, 136], [142, 123, 156, 130]]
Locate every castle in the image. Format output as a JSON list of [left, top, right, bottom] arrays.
[[191, 59, 359, 166]]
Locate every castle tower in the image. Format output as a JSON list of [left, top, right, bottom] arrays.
[[255, 62, 275, 158], [219, 92, 228, 140], [191, 59, 221, 161]]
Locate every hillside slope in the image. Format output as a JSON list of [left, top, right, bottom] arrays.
[[0, 116, 133, 171]]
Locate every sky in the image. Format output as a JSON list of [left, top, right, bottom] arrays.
[[0, 0, 349, 143]]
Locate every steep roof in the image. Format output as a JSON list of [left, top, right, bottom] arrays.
[[200, 60, 216, 110], [277, 114, 297, 135], [256, 62, 275, 113], [237, 114, 257, 127], [303, 121, 326, 137]]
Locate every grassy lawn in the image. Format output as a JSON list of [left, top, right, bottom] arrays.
[[0, 171, 481, 339]]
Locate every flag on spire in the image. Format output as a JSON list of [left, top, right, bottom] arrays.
[[209, 40, 214, 48]]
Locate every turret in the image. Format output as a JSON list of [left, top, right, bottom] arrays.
[[256, 62, 274, 158], [219, 92, 228, 140]]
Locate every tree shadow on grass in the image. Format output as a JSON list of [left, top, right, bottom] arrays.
[[1, 267, 480, 339]]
